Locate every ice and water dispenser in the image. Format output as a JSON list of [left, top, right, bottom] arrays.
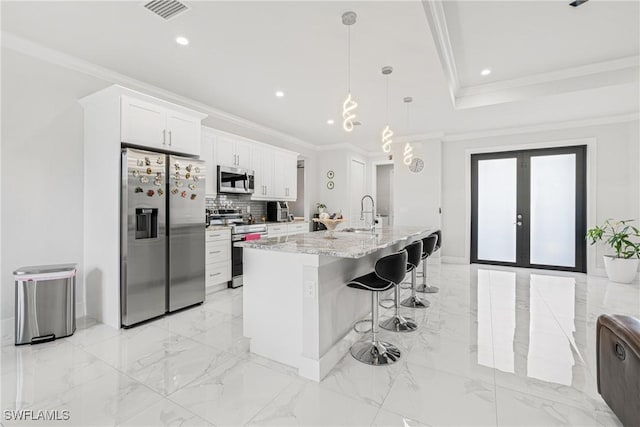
[[135, 208, 158, 239]]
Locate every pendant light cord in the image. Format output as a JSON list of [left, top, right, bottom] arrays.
[[385, 75, 390, 123], [347, 26, 351, 93]]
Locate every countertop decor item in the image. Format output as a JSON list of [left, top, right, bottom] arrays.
[[316, 203, 326, 214], [312, 218, 345, 239], [587, 219, 640, 283]]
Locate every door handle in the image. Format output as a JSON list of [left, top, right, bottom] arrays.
[[163, 129, 166, 145], [517, 214, 522, 219], [514, 221, 522, 226], [169, 130, 172, 146]]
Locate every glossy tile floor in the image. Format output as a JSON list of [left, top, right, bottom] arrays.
[[2, 263, 638, 426]]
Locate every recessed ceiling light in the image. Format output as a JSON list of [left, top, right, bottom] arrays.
[[175, 36, 189, 46], [275, 90, 285, 98], [481, 68, 492, 76], [327, 119, 335, 125]]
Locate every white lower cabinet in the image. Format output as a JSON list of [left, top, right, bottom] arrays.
[[205, 229, 231, 288], [267, 222, 309, 238]]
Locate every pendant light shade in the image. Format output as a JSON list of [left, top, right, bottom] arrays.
[[342, 12, 358, 133]]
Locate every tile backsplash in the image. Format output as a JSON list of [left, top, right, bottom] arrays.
[[206, 194, 266, 217]]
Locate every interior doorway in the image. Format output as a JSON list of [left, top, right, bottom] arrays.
[[375, 164, 394, 226], [471, 145, 587, 272]]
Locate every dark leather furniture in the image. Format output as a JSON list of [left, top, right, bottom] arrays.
[[417, 233, 439, 294], [401, 239, 430, 309], [596, 314, 640, 426]]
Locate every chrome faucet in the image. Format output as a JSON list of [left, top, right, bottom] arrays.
[[360, 195, 376, 233]]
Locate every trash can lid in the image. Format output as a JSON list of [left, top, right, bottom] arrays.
[[13, 263, 77, 276]]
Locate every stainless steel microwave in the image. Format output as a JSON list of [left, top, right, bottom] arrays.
[[218, 166, 255, 194]]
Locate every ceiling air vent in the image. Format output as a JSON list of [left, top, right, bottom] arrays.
[[143, 0, 189, 20]]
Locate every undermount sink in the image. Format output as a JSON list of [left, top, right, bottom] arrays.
[[341, 228, 373, 234]]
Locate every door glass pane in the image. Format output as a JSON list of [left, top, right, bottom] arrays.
[[530, 154, 575, 267], [477, 158, 517, 262]]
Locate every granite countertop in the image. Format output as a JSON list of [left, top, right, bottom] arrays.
[[234, 226, 434, 258]]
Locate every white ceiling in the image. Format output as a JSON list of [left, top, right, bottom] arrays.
[[444, 0, 640, 87], [2, 1, 638, 151]]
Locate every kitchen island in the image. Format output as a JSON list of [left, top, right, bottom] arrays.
[[235, 226, 434, 381]]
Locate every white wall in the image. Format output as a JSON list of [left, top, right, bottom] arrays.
[[1, 49, 109, 321], [376, 164, 393, 217], [315, 149, 371, 222], [391, 139, 443, 230], [441, 120, 640, 272]]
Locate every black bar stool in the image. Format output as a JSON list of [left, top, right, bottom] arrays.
[[400, 240, 430, 308], [347, 250, 407, 365], [380, 242, 421, 333], [416, 233, 439, 294]]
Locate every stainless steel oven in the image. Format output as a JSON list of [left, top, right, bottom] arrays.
[[231, 224, 267, 288], [217, 166, 255, 194]]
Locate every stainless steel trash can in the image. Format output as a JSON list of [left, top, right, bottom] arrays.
[[14, 264, 77, 345]]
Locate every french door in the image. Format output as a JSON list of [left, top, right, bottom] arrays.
[[471, 146, 586, 272]]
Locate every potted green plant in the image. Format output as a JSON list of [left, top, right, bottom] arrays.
[[586, 219, 640, 284], [316, 203, 326, 214]]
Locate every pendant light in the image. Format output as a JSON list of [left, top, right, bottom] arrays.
[[403, 97, 414, 166], [381, 66, 394, 153], [342, 11, 358, 132]]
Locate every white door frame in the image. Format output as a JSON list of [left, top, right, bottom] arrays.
[[463, 137, 597, 274], [371, 160, 394, 225]]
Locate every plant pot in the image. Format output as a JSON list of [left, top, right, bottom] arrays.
[[603, 256, 639, 284]]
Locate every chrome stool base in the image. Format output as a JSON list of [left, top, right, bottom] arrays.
[[416, 284, 439, 294], [380, 314, 418, 332], [401, 295, 430, 308], [350, 339, 401, 365]]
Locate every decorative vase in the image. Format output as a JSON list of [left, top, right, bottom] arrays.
[[312, 218, 345, 239], [318, 208, 325, 214], [603, 256, 639, 284]]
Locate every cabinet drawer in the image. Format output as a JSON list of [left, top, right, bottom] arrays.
[[206, 240, 230, 264], [289, 223, 308, 233], [206, 229, 231, 242], [268, 225, 286, 233], [206, 260, 230, 285]]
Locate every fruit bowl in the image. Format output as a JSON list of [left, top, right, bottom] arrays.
[[312, 218, 346, 239]]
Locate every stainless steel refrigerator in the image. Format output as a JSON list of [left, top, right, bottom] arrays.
[[121, 148, 205, 327]]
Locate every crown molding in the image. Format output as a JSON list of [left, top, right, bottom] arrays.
[[1, 31, 317, 152], [442, 112, 639, 142], [422, 3, 639, 110], [422, 0, 459, 105]]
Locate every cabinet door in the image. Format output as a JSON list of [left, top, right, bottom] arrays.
[[216, 136, 236, 167], [166, 110, 201, 156], [272, 152, 287, 199], [261, 149, 275, 198], [235, 140, 252, 169], [200, 133, 217, 196], [283, 153, 298, 201], [121, 96, 167, 149]]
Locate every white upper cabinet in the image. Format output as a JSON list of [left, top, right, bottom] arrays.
[[216, 136, 252, 169], [121, 97, 166, 149], [166, 110, 201, 155], [273, 151, 298, 201], [251, 145, 274, 200], [200, 131, 217, 196], [121, 95, 203, 156]]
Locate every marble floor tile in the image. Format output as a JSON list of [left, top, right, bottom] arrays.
[[495, 386, 600, 426], [153, 307, 234, 338], [128, 337, 235, 396], [190, 318, 249, 355], [117, 398, 213, 427], [371, 408, 431, 427], [1, 264, 633, 426], [168, 357, 294, 426], [382, 362, 497, 426], [247, 379, 379, 426]]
